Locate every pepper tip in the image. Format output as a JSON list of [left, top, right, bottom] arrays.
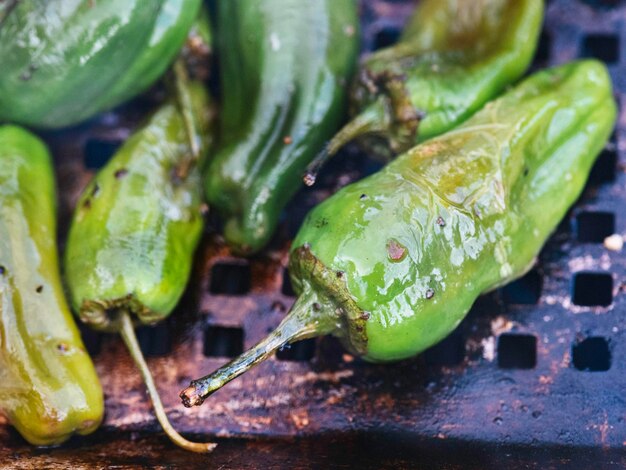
[[303, 171, 317, 187], [179, 385, 206, 408]]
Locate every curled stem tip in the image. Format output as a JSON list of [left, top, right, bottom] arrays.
[[119, 311, 217, 453], [180, 292, 333, 407], [303, 103, 387, 186]]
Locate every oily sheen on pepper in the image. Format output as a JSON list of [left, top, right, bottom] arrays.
[[181, 60, 616, 406]]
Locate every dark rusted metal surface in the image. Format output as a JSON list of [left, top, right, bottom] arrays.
[[2, 0, 626, 467]]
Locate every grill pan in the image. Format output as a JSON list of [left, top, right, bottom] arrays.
[[1, 0, 625, 468]]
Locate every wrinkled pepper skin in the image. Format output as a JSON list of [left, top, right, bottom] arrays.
[[204, 0, 359, 254], [65, 81, 212, 331], [315, 0, 543, 168], [0, 126, 104, 445], [0, 0, 201, 129], [294, 60, 616, 361], [181, 60, 616, 406]]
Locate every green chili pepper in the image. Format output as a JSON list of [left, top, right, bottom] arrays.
[[0, 125, 104, 445], [204, 0, 359, 255], [64, 65, 216, 452], [0, 0, 201, 129], [181, 60, 616, 407], [304, 0, 544, 185]]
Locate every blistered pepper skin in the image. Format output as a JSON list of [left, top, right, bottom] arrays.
[[64, 82, 212, 331], [308, 0, 544, 175], [180, 60, 616, 407], [0, 0, 201, 129], [0, 126, 104, 445], [204, 0, 359, 254], [293, 60, 616, 361]]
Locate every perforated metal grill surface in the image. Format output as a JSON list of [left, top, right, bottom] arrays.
[[2, 0, 626, 468]]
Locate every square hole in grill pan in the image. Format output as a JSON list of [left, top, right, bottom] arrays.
[[500, 269, 542, 305], [281, 268, 295, 297], [136, 323, 172, 357], [497, 333, 537, 369], [78, 323, 103, 357], [84, 138, 122, 169], [571, 271, 613, 307], [531, 30, 552, 68], [209, 262, 251, 295], [373, 25, 402, 50], [575, 211, 615, 242], [582, 0, 623, 8], [203, 325, 244, 358], [572, 336, 611, 371], [276, 338, 317, 361], [580, 33, 620, 64], [423, 329, 465, 366], [588, 143, 618, 185]]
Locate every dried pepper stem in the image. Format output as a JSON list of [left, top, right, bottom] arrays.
[[119, 311, 217, 453]]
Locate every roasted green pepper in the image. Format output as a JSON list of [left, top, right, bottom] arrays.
[[0, 125, 104, 445], [304, 0, 544, 184], [181, 60, 616, 406], [204, 0, 359, 254], [0, 0, 201, 129], [65, 67, 215, 452]]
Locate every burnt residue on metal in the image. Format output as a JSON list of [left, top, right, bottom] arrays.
[[2, 0, 626, 466], [0, 430, 625, 469]]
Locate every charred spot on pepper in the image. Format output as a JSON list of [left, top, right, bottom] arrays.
[[19, 63, 38, 81], [114, 168, 128, 179], [336, 271, 345, 279], [360, 194, 368, 200], [314, 217, 329, 228], [360, 311, 371, 321], [312, 302, 322, 311], [436, 216, 445, 227], [0, 265, 5, 275], [90, 183, 100, 198], [36, 285, 43, 293], [387, 238, 407, 261], [56, 343, 69, 353], [425, 288, 435, 299]]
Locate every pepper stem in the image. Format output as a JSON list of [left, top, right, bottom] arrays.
[[119, 311, 217, 453], [180, 289, 336, 407], [303, 101, 389, 186], [171, 59, 200, 180]]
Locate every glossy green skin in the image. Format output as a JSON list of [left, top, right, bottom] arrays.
[[0, 126, 104, 445], [0, 0, 201, 129], [351, 0, 544, 158], [65, 82, 211, 331], [204, 0, 359, 254], [292, 60, 616, 361]]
